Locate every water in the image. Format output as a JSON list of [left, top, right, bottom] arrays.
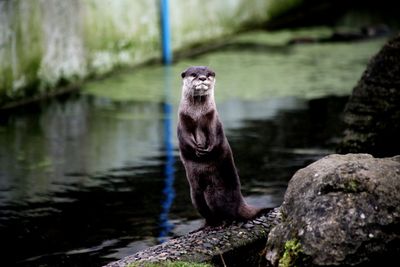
[[0, 29, 386, 266]]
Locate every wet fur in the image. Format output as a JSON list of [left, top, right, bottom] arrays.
[[177, 66, 262, 226]]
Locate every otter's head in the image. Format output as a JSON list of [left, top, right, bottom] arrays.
[[181, 66, 216, 98]]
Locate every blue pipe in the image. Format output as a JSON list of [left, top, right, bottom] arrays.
[[160, 0, 172, 64], [158, 66, 175, 243]]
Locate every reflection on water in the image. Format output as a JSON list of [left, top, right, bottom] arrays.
[[158, 67, 176, 243], [0, 94, 347, 266], [0, 29, 385, 266]]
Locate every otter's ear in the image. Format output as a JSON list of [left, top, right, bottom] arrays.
[[181, 71, 186, 78]]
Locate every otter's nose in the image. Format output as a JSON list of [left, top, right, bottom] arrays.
[[198, 75, 207, 81]]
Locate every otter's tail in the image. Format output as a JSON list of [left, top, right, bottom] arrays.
[[238, 204, 274, 220]]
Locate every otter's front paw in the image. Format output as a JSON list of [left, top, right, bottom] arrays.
[[195, 146, 210, 157]]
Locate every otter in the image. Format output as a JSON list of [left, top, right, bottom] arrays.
[[177, 66, 265, 226]]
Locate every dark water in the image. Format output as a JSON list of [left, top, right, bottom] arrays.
[[0, 30, 385, 266], [0, 93, 347, 266]]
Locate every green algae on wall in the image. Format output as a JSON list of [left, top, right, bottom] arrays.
[[0, 0, 162, 106], [38, 0, 86, 89], [0, 0, 271, 107], [170, 0, 269, 51], [0, 0, 42, 102], [83, 0, 161, 76]]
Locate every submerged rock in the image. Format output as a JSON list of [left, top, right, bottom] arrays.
[[265, 154, 400, 267], [338, 34, 400, 156]]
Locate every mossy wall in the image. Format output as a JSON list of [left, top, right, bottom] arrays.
[[0, 0, 270, 107], [170, 0, 270, 50]]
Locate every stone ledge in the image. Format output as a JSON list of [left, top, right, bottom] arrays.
[[104, 208, 281, 267]]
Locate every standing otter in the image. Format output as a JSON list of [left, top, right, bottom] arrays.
[[177, 66, 264, 226]]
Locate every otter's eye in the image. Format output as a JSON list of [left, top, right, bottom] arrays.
[[190, 73, 197, 78], [207, 72, 215, 78]]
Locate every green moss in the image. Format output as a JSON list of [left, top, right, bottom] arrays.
[[127, 261, 212, 267], [0, 0, 43, 103], [15, 1, 43, 91], [83, 0, 161, 76], [344, 179, 360, 193], [279, 239, 304, 267], [0, 67, 13, 99]]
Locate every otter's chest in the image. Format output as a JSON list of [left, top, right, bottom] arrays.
[[181, 108, 215, 129]]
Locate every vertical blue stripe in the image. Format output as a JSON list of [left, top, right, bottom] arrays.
[[158, 66, 175, 243], [160, 0, 172, 64]]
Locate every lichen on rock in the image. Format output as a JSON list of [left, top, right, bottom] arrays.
[[278, 239, 305, 267]]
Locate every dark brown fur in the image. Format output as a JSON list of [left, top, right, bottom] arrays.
[[177, 66, 263, 226]]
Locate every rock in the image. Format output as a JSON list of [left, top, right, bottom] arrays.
[[243, 223, 255, 229], [104, 208, 281, 267], [338, 34, 400, 157], [265, 154, 400, 267]]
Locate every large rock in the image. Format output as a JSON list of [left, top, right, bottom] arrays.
[[265, 154, 400, 267], [338, 34, 400, 157]]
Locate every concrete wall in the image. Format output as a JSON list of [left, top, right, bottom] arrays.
[[0, 0, 270, 107]]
